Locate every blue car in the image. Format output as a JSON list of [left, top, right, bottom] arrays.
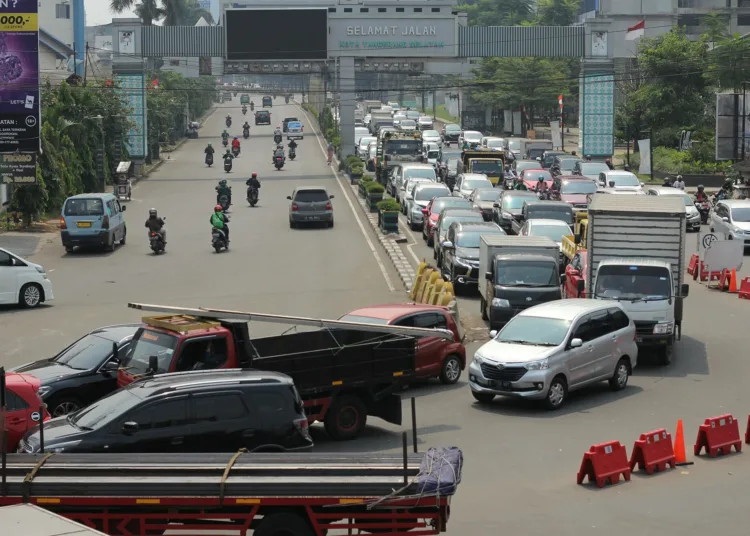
[[60, 193, 127, 253]]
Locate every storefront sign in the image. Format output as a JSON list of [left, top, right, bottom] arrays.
[[329, 18, 456, 57], [0, 0, 40, 154], [0, 153, 37, 184]]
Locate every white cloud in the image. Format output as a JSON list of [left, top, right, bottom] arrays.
[[86, 3, 137, 27]]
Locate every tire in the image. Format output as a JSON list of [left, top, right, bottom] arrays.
[[120, 226, 127, 245], [290, 221, 296, 229], [471, 391, 494, 404], [65, 246, 74, 253], [657, 345, 672, 366], [480, 297, 488, 320], [214, 244, 221, 253], [48, 396, 82, 417], [324, 394, 367, 441], [427, 235, 433, 247], [19, 283, 43, 308], [105, 233, 115, 252], [544, 376, 567, 410], [255, 513, 314, 536], [328, 220, 334, 228], [440, 354, 462, 385], [608, 358, 630, 391]]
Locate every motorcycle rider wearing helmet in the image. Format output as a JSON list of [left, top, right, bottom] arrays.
[[287, 138, 298, 153], [204, 142, 214, 156], [513, 176, 528, 190], [231, 136, 240, 153], [605, 158, 614, 170], [535, 175, 548, 194], [272, 143, 285, 164], [216, 178, 232, 206], [273, 125, 283, 144], [695, 185, 708, 203], [242, 121, 250, 133], [210, 205, 229, 242], [221, 129, 229, 144], [246, 172, 261, 190], [144, 208, 166, 244], [673, 175, 685, 190]]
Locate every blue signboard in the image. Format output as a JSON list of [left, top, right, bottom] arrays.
[[115, 73, 147, 158]]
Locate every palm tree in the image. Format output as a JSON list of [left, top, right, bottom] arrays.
[[184, 0, 214, 25], [110, 0, 163, 26]]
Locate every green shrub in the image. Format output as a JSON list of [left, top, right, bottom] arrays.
[[360, 175, 374, 183], [347, 155, 360, 165], [365, 182, 385, 194], [377, 198, 400, 212]]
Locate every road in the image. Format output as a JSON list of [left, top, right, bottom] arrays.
[[3, 99, 750, 535]]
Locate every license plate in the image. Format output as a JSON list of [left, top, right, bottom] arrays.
[[490, 381, 512, 389], [306, 216, 319, 220], [636, 337, 643, 343], [76, 221, 92, 228]]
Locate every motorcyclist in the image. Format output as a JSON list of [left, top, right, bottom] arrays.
[[273, 143, 285, 164], [662, 176, 673, 187], [216, 178, 232, 206], [221, 129, 229, 144], [535, 176, 549, 198], [513, 177, 528, 190], [226, 114, 232, 125], [695, 185, 709, 203], [461, 139, 470, 150], [605, 158, 614, 170], [250, 101, 255, 111], [144, 208, 166, 244], [204, 142, 214, 157], [242, 121, 250, 134], [623, 164, 631, 172], [673, 174, 685, 190], [288, 139, 298, 153], [210, 205, 229, 242], [246, 172, 261, 190], [716, 179, 733, 200], [231, 136, 240, 153], [273, 125, 283, 144]]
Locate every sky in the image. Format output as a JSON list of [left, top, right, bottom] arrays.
[[86, 3, 137, 27]]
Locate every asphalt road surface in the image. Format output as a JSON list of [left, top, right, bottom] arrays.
[[3, 100, 750, 535]]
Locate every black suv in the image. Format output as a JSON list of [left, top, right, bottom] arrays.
[[255, 110, 271, 125], [18, 369, 313, 454], [441, 221, 505, 287]]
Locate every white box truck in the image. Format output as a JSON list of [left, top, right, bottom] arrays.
[[585, 195, 689, 365], [479, 235, 562, 331]]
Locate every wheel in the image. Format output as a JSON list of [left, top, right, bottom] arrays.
[[544, 377, 567, 410], [657, 345, 672, 366], [289, 221, 296, 229], [48, 396, 82, 417], [214, 244, 221, 253], [19, 283, 43, 308], [105, 234, 115, 252], [471, 391, 494, 404], [120, 227, 127, 245], [426, 235, 433, 247], [65, 246, 74, 253], [440, 354, 462, 384], [254, 513, 314, 536], [328, 220, 334, 228], [480, 297, 488, 320], [608, 358, 630, 391], [324, 394, 367, 441]]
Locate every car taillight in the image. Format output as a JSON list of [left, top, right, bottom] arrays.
[[102, 215, 109, 229], [59, 217, 66, 229], [293, 417, 311, 439], [151, 232, 156, 237], [291, 203, 298, 211], [325, 202, 332, 210]]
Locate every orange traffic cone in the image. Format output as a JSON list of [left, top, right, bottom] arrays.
[[729, 269, 739, 293], [674, 419, 689, 465]]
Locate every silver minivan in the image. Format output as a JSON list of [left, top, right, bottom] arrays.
[[469, 299, 638, 409]]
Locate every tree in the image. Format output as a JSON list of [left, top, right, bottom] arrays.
[[110, 0, 163, 25], [708, 34, 750, 91], [701, 12, 730, 46], [455, 0, 533, 26], [536, 0, 582, 26], [110, 0, 212, 26]]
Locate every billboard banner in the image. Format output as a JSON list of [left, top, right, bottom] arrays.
[[0, 0, 40, 153], [329, 18, 457, 58], [115, 73, 147, 158], [0, 152, 36, 184]]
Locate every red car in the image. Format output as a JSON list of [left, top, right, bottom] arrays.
[[339, 304, 466, 384], [421, 196, 472, 247], [563, 250, 587, 298], [4, 372, 49, 452], [520, 169, 553, 190], [554, 176, 597, 212]]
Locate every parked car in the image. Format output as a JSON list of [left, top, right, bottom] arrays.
[[468, 300, 637, 409], [646, 187, 701, 232], [454, 173, 493, 199], [433, 207, 484, 265], [492, 190, 538, 234], [288, 187, 334, 228], [422, 196, 473, 246], [339, 304, 466, 384], [573, 160, 610, 180], [405, 183, 452, 230], [17, 369, 314, 454], [441, 221, 505, 287], [60, 193, 127, 253], [710, 199, 750, 244], [11, 324, 139, 417], [441, 124, 462, 146], [4, 372, 49, 452], [0, 247, 54, 308], [421, 129, 442, 147], [417, 116, 434, 130]]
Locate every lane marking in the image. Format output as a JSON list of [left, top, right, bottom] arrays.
[[295, 102, 396, 292]]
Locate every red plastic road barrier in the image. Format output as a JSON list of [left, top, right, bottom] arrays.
[[698, 262, 722, 282], [577, 441, 631, 488], [745, 415, 750, 444], [717, 269, 731, 291], [694, 414, 742, 457], [629, 429, 676, 474], [739, 277, 750, 299], [687, 253, 699, 275]]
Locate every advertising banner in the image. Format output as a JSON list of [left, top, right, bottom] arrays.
[[0, 0, 40, 153], [0, 152, 36, 184], [114, 73, 147, 158], [329, 18, 456, 58]]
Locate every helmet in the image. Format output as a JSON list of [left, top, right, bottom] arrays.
[[149, 208, 157, 216], [538, 176, 544, 181], [207, 142, 212, 147], [697, 184, 705, 191], [252, 172, 257, 178], [215, 205, 223, 212], [234, 136, 238, 140], [220, 179, 227, 185]]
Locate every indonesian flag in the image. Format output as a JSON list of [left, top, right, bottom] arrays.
[[151, 78, 159, 89], [558, 95, 563, 111], [626, 20, 645, 41]]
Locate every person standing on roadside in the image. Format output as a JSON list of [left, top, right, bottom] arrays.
[[327, 142, 334, 165]]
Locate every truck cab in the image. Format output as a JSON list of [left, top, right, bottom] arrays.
[[458, 150, 505, 186], [376, 131, 423, 183], [511, 200, 575, 235]]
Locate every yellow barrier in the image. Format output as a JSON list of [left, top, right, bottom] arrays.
[[427, 279, 444, 305], [420, 271, 440, 304], [410, 261, 429, 300], [414, 268, 434, 303]]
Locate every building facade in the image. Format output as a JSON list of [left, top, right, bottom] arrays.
[[39, 0, 85, 75]]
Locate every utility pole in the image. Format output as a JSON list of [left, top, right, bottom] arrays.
[[649, 127, 654, 184]]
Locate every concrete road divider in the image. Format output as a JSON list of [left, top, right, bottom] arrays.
[[694, 414, 742, 457], [577, 440, 631, 488], [629, 429, 676, 475]]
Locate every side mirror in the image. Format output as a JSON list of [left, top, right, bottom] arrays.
[[442, 241, 454, 249], [147, 355, 158, 375], [102, 360, 120, 372], [570, 338, 583, 348], [329, 195, 335, 199], [485, 271, 492, 280], [536, 157, 541, 161], [577, 280, 585, 293], [640, 182, 645, 187], [286, 196, 292, 200], [122, 421, 139, 435], [120, 205, 126, 212], [422, 208, 429, 214], [489, 330, 498, 338], [493, 203, 500, 208], [722, 217, 729, 222], [560, 274, 566, 282], [681, 283, 690, 297]]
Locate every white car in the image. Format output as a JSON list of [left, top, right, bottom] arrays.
[[454, 173, 493, 199], [354, 127, 370, 146], [418, 116, 434, 130], [711, 199, 750, 245], [459, 130, 483, 149], [358, 136, 376, 159], [0, 247, 54, 308], [423, 143, 440, 168], [421, 129, 442, 147], [518, 218, 572, 251], [481, 137, 506, 152], [597, 170, 644, 193], [646, 187, 701, 232], [400, 177, 433, 212], [399, 120, 417, 133], [406, 183, 452, 230], [392, 113, 407, 128]]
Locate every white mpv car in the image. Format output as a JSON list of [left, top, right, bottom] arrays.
[[0, 247, 54, 308]]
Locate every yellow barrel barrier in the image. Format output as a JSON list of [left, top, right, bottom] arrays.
[[427, 279, 445, 305], [420, 271, 441, 304], [409, 261, 429, 300], [411, 268, 430, 302], [414, 268, 434, 303]]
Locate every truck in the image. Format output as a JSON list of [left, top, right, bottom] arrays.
[[118, 303, 454, 441], [363, 99, 383, 113], [561, 214, 589, 262], [519, 139, 553, 160], [369, 110, 393, 134], [510, 200, 575, 236], [375, 131, 423, 184], [585, 195, 689, 365], [457, 150, 506, 186], [0, 447, 463, 536], [478, 235, 562, 331]]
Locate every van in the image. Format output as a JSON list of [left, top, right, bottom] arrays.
[[60, 193, 127, 253]]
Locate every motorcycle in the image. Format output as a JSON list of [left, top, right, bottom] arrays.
[[274, 156, 284, 170], [273, 134, 282, 144], [226, 117, 232, 128], [232, 145, 240, 158], [242, 107, 247, 115], [536, 189, 551, 200], [289, 148, 296, 160], [150, 229, 166, 255], [205, 153, 213, 167], [250, 103, 254, 111], [224, 158, 232, 173], [243, 127, 250, 139], [247, 186, 259, 207], [212, 227, 229, 253], [695, 200, 711, 224], [218, 190, 231, 211], [285, 97, 289, 104], [222, 138, 228, 147]]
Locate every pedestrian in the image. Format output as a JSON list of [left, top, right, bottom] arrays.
[[327, 142, 334, 165]]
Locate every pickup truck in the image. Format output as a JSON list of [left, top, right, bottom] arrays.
[[510, 200, 575, 235], [457, 150, 505, 186], [118, 303, 453, 440]]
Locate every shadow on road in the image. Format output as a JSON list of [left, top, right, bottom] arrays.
[[632, 335, 708, 377]]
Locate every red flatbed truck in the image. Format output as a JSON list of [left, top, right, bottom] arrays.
[[117, 303, 455, 441]]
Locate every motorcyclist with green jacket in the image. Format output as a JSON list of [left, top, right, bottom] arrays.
[[210, 205, 229, 242], [513, 177, 528, 190], [216, 178, 232, 207], [221, 129, 229, 146]]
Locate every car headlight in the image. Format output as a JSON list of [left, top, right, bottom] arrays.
[[653, 322, 674, 335], [44, 440, 81, 453], [492, 298, 510, 307], [455, 257, 472, 267], [473, 352, 485, 365], [36, 385, 51, 398], [734, 227, 745, 234], [523, 358, 549, 371], [412, 206, 422, 215], [35, 266, 45, 274]]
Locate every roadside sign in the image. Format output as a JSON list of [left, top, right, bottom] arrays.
[[702, 233, 719, 249]]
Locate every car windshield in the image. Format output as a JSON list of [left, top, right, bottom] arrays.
[[256, 111, 269, 117], [442, 151, 462, 161], [464, 132, 482, 141], [457, 230, 503, 247], [471, 160, 502, 174], [595, 265, 672, 301], [463, 179, 493, 191], [515, 162, 538, 173], [580, 163, 609, 175], [445, 125, 461, 132], [441, 213, 482, 230], [295, 190, 329, 202], [561, 181, 598, 195], [508, 140, 521, 151], [401, 120, 417, 128], [609, 174, 640, 187], [416, 187, 450, 201], [369, 147, 377, 156], [486, 139, 505, 148], [64, 198, 104, 216], [405, 168, 436, 180], [68, 389, 143, 431], [359, 137, 376, 147], [53, 334, 115, 370], [424, 151, 437, 160], [558, 158, 579, 170], [423, 130, 439, 138], [496, 316, 571, 346], [338, 314, 388, 324], [407, 179, 430, 193], [475, 189, 502, 202], [495, 260, 558, 286], [732, 207, 750, 221], [680, 194, 693, 206], [528, 208, 573, 224], [119, 329, 178, 375], [406, 111, 420, 119], [502, 195, 533, 209], [386, 140, 421, 155], [529, 224, 569, 242], [433, 198, 471, 213]]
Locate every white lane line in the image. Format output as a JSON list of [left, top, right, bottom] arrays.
[[295, 103, 396, 292]]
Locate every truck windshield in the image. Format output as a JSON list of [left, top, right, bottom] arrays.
[[528, 208, 573, 224], [594, 265, 672, 301], [386, 141, 421, 155], [471, 160, 502, 175], [68, 389, 142, 430], [496, 316, 571, 346], [495, 261, 558, 286], [527, 148, 548, 159], [120, 328, 178, 375]]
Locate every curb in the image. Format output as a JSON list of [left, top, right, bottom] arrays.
[[348, 183, 416, 291]]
